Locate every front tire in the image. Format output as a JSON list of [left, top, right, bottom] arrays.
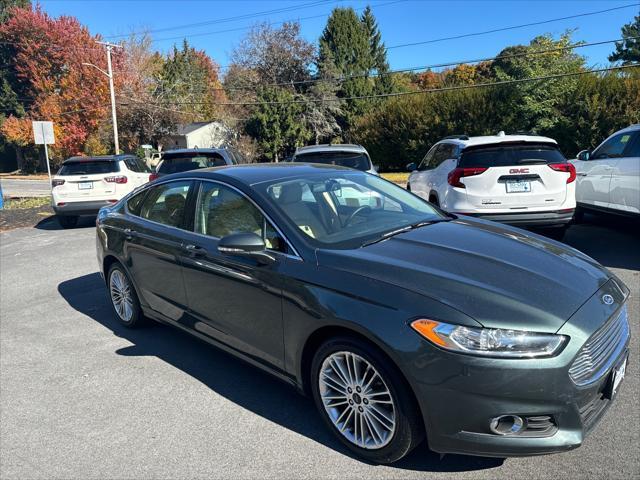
[[108, 264, 144, 328], [310, 336, 424, 464]]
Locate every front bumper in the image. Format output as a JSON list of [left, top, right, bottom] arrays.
[[460, 209, 574, 227], [405, 278, 630, 457], [53, 200, 117, 216]]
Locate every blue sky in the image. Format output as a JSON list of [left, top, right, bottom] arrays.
[[40, 0, 639, 74]]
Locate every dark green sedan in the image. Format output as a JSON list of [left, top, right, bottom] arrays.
[[96, 164, 630, 464]]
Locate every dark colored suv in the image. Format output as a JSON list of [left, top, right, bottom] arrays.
[[151, 148, 242, 180]]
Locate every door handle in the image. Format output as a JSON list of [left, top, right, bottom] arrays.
[[123, 228, 135, 240], [184, 244, 208, 257], [577, 173, 588, 177]]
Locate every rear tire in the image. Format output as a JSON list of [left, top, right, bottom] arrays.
[[310, 336, 424, 464], [58, 215, 78, 229], [107, 264, 144, 328], [428, 196, 439, 207]]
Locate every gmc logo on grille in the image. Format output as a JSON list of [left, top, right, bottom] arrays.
[[509, 168, 530, 174]]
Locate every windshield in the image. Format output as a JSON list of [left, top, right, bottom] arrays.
[[257, 171, 446, 249], [294, 151, 372, 171], [58, 161, 119, 175], [459, 143, 565, 168], [158, 152, 228, 174]]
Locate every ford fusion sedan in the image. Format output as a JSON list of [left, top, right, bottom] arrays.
[[96, 164, 629, 464]]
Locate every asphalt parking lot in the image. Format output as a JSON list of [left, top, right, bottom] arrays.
[[0, 214, 638, 479]]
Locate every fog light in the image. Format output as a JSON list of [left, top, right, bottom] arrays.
[[490, 415, 524, 435]]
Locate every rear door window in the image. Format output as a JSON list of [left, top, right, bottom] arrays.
[[158, 152, 227, 174], [58, 161, 119, 175], [431, 143, 456, 167], [459, 143, 565, 168], [626, 133, 640, 157]]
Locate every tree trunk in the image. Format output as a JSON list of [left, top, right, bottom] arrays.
[[16, 146, 25, 172]]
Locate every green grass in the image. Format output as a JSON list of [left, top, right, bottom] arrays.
[[381, 172, 409, 184], [3, 196, 51, 210]]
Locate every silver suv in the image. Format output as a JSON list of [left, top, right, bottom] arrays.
[[292, 144, 378, 175]]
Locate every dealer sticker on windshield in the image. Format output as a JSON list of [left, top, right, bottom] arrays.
[[506, 180, 531, 193]]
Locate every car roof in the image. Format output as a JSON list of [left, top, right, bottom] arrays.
[[169, 162, 355, 185], [294, 144, 368, 155], [438, 132, 558, 150], [163, 148, 227, 155], [63, 154, 134, 163], [615, 124, 640, 134]]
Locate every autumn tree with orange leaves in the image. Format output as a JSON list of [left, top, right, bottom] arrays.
[[0, 4, 125, 169]]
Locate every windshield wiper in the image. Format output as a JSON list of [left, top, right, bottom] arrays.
[[360, 219, 450, 248]]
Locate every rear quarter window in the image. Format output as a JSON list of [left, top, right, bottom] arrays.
[[459, 143, 565, 168], [58, 161, 119, 175]]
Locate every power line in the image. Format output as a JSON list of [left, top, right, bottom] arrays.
[[155, 36, 638, 94], [386, 2, 640, 50], [133, 64, 639, 107], [105, 0, 336, 39], [153, 0, 405, 44]]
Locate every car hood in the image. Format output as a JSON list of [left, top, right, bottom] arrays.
[[316, 218, 611, 332]]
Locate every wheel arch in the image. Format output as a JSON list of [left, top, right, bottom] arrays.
[[298, 325, 425, 430]]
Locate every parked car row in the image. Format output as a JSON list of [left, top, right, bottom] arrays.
[[406, 125, 639, 238]]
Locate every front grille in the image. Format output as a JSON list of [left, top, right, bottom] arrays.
[[569, 304, 629, 386], [522, 415, 556, 437], [579, 393, 610, 431]]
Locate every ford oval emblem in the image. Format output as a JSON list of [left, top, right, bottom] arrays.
[[602, 294, 614, 305]]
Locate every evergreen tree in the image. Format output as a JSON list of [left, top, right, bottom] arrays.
[[609, 15, 640, 65], [246, 87, 310, 162], [318, 6, 392, 131]]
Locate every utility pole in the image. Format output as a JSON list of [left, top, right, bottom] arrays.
[[83, 41, 122, 154]]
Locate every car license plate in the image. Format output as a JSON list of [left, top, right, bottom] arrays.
[[78, 182, 93, 190], [611, 356, 627, 396], [506, 180, 531, 193]]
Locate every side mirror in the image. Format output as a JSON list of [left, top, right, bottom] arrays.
[[406, 162, 417, 172], [373, 164, 380, 172], [577, 150, 590, 161], [218, 232, 275, 264]]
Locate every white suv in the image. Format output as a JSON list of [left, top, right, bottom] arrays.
[[571, 124, 640, 220], [52, 155, 152, 228], [407, 132, 576, 236]]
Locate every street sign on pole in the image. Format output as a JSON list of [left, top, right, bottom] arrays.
[[32, 121, 55, 190], [32, 121, 55, 145]]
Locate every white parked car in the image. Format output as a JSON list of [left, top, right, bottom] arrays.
[[52, 155, 152, 228], [407, 132, 576, 237], [292, 144, 379, 175], [571, 124, 640, 220]]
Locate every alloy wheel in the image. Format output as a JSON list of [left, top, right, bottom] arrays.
[[318, 351, 396, 450], [109, 269, 134, 323]]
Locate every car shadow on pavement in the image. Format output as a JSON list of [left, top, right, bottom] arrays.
[[58, 272, 503, 473], [563, 214, 640, 271], [36, 215, 96, 230]]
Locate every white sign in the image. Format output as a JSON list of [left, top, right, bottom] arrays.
[[32, 121, 55, 145]]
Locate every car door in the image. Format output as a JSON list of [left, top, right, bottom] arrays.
[[125, 180, 195, 322], [609, 132, 640, 213], [179, 180, 289, 370], [409, 145, 437, 198], [575, 132, 629, 208]]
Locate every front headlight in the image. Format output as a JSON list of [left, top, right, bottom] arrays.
[[410, 319, 568, 358]]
